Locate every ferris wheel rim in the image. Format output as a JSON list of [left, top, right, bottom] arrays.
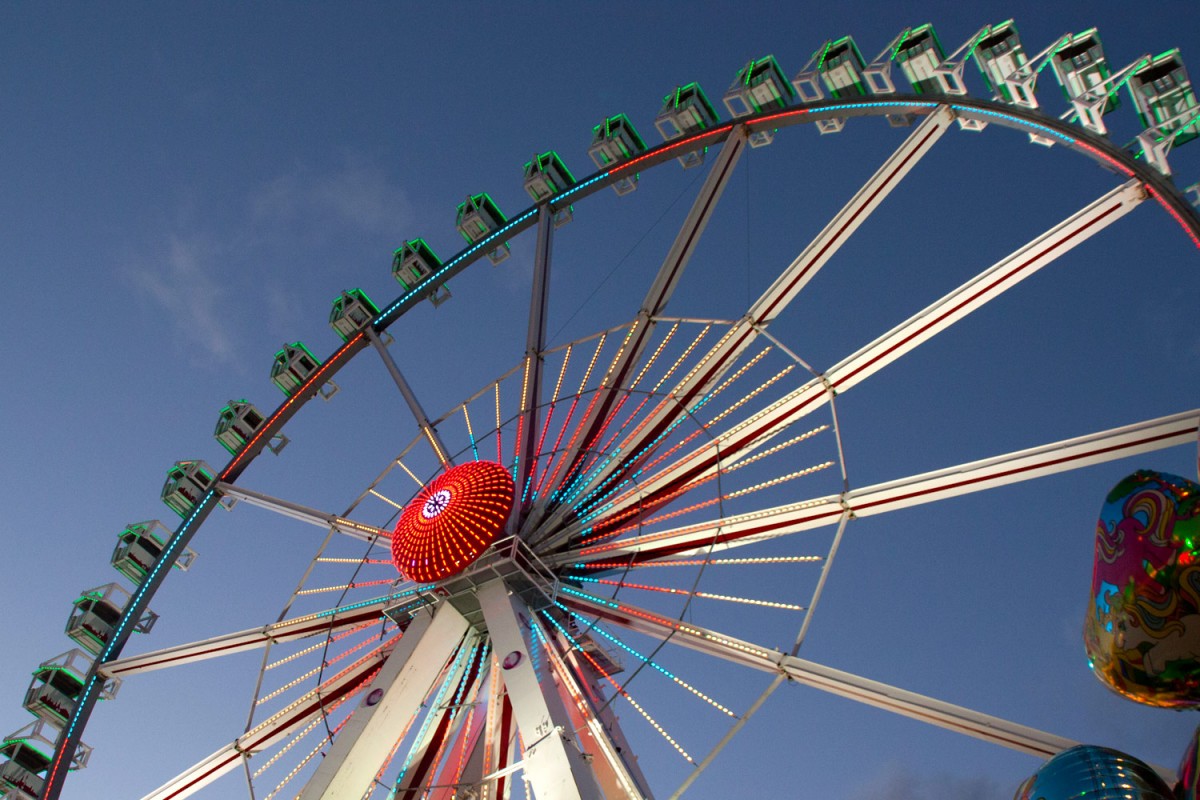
[[39, 86, 1200, 798]]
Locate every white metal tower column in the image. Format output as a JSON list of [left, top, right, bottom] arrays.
[[297, 603, 469, 800], [476, 580, 605, 800]]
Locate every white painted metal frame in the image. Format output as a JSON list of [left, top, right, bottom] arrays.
[[477, 579, 607, 800], [99, 593, 399, 678], [214, 481, 389, 545], [297, 605, 469, 800], [525, 126, 749, 537], [43, 79, 1199, 799], [531, 107, 956, 553], [550, 178, 1147, 548], [556, 408, 1200, 565]]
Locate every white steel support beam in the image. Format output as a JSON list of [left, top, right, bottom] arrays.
[[297, 604, 469, 800], [534, 109, 954, 549], [822, 178, 1145, 395], [214, 481, 389, 545], [366, 325, 454, 469], [139, 636, 396, 800], [525, 128, 748, 534], [425, 675, 491, 800], [553, 179, 1148, 544], [557, 592, 1080, 763], [539, 620, 652, 800], [514, 206, 555, 530], [554, 408, 1200, 566], [101, 594, 398, 678], [476, 579, 606, 800], [388, 634, 483, 798], [746, 108, 950, 331]]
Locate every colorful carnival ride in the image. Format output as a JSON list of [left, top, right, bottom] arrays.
[[5, 18, 1200, 800]]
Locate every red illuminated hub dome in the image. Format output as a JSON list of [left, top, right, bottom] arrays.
[[391, 461, 515, 583]]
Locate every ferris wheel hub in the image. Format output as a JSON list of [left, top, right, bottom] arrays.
[[390, 461, 515, 583]]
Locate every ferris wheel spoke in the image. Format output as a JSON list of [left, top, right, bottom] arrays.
[[365, 326, 455, 469], [531, 614, 655, 799], [477, 579, 609, 800], [387, 634, 484, 798], [100, 593, 404, 678], [139, 634, 396, 800], [545, 108, 956, 529], [526, 129, 749, 535], [820, 178, 1147, 396], [558, 589, 1078, 760], [300, 606, 471, 800], [214, 481, 390, 545], [512, 207, 556, 528], [548, 177, 1151, 546], [840, 407, 1200, 517], [553, 408, 1200, 567]]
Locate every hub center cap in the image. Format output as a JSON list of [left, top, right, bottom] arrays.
[[421, 489, 452, 519], [391, 461, 515, 583]]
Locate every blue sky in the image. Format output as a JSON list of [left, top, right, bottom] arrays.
[[2, 2, 1199, 798]]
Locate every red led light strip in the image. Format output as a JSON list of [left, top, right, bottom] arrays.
[[391, 461, 514, 583], [221, 332, 365, 480], [609, 123, 736, 178], [1145, 184, 1200, 250]]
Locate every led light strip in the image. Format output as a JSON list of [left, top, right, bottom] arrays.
[[575, 555, 823, 570], [421, 640, 482, 791], [374, 209, 538, 324], [576, 577, 804, 612], [463, 404, 480, 462], [529, 369, 570, 501], [262, 694, 363, 800], [562, 590, 775, 661], [584, 323, 686, 468], [538, 611, 695, 764], [580, 456, 832, 546], [370, 488, 404, 510], [251, 694, 349, 778], [257, 633, 380, 706], [451, 643, 490, 789], [555, 603, 736, 715], [572, 326, 747, 513], [704, 362, 796, 429], [295, 578, 397, 597], [396, 637, 473, 784], [541, 332, 609, 500], [264, 621, 375, 671]]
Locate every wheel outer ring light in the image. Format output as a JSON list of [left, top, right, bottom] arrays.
[[391, 461, 515, 583]]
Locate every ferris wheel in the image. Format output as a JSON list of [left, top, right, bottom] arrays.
[[6, 20, 1200, 800]]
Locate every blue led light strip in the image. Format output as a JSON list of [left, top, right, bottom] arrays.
[[375, 209, 539, 324], [559, 585, 619, 609], [555, 601, 690, 683], [50, 489, 218, 789], [394, 636, 473, 784], [950, 105, 1074, 145]]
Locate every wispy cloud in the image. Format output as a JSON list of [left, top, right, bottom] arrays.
[[250, 160, 413, 238], [124, 234, 238, 365], [848, 763, 1008, 800], [124, 157, 412, 366]]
